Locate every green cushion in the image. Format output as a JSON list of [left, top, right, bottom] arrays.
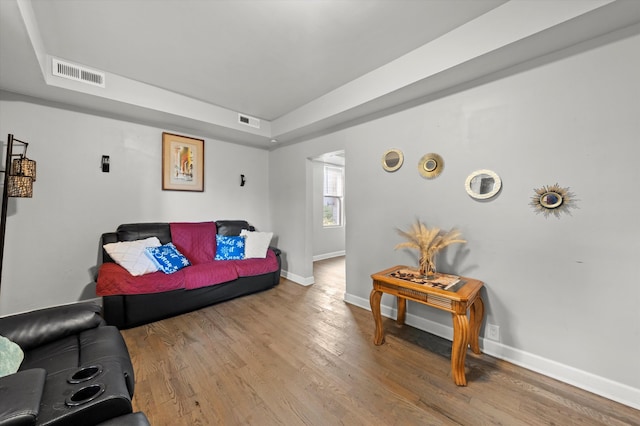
[[0, 334, 24, 377]]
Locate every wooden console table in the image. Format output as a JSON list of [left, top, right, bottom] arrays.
[[370, 265, 484, 386]]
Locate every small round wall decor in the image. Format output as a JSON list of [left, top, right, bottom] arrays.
[[465, 169, 501, 200], [382, 149, 404, 172], [530, 183, 577, 218], [418, 153, 444, 179]]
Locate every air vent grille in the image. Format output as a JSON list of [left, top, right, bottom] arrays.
[[52, 58, 105, 88], [238, 113, 260, 129]]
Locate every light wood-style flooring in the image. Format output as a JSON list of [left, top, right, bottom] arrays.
[[121, 257, 639, 425]]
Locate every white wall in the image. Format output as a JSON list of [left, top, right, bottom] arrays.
[[312, 161, 345, 260], [0, 99, 270, 315], [269, 30, 640, 407]]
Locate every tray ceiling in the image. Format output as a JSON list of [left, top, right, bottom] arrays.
[[1, 0, 638, 149]]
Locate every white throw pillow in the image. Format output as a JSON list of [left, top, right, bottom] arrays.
[[103, 237, 161, 276], [240, 230, 273, 259]]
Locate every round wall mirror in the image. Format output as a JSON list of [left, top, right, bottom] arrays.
[[424, 159, 437, 172], [465, 169, 502, 199], [418, 153, 444, 179], [382, 149, 404, 172], [539, 192, 563, 208]]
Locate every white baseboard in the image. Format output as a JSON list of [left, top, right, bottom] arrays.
[[343, 292, 640, 410], [313, 251, 346, 262], [281, 270, 315, 286]]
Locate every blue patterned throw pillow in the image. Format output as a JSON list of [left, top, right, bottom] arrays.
[[145, 242, 191, 274], [214, 235, 245, 260]]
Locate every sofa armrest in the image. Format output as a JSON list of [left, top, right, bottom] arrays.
[[269, 246, 281, 256], [0, 303, 105, 351], [0, 368, 46, 426]]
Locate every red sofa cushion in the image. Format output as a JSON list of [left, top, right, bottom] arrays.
[[232, 249, 279, 277], [181, 262, 239, 290], [96, 263, 185, 296], [170, 222, 217, 264]]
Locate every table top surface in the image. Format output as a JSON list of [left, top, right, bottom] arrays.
[[371, 265, 484, 302]]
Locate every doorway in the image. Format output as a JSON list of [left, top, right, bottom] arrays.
[[310, 150, 346, 289]]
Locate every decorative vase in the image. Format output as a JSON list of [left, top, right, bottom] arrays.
[[419, 255, 436, 278]]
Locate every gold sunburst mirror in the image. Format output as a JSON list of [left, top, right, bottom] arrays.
[[418, 153, 444, 179], [530, 183, 577, 218]]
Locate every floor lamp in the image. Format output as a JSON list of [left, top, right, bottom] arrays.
[[0, 134, 37, 288]]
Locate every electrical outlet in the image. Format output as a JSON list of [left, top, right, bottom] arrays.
[[487, 324, 500, 341]]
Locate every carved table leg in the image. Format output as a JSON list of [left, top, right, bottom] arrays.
[[369, 289, 385, 345], [397, 297, 406, 325], [451, 312, 470, 386], [469, 296, 484, 354]]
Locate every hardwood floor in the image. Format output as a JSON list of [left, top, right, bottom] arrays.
[[122, 257, 639, 425]]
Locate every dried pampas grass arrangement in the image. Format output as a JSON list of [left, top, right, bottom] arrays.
[[395, 220, 466, 277]]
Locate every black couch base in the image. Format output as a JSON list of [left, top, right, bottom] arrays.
[[103, 271, 279, 329]]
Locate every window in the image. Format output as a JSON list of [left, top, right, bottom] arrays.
[[323, 165, 344, 227]]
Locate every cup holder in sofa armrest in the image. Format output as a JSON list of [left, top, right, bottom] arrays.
[[65, 383, 105, 407], [67, 365, 103, 384]]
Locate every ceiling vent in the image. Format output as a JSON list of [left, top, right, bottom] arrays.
[[238, 113, 260, 129], [52, 58, 105, 88]]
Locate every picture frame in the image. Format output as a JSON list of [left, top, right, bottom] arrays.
[[162, 132, 204, 192]]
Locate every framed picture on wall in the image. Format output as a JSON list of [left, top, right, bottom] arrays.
[[162, 132, 204, 192]]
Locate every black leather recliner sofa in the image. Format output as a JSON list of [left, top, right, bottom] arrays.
[[0, 303, 149, 425], [99, 220, 282, 329]]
